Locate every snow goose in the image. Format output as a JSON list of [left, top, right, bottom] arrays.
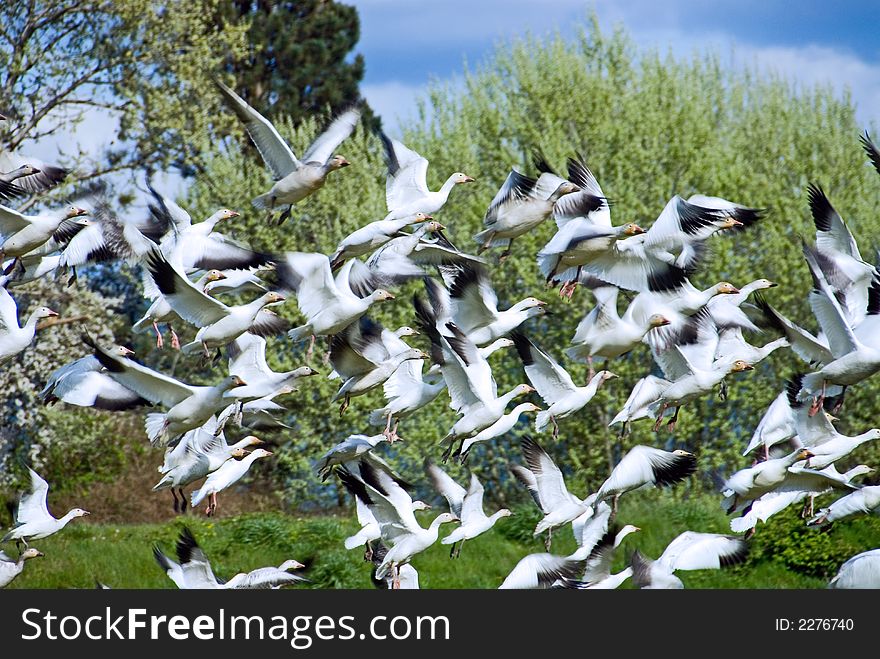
[[796, 244, 880, 411], [316, 434, 389, 481], [719, 448, 861, 514], [808, 485, 880, 527], [328, 317, 428, 414], [609, 376, 677, 436], [742, 390, 797, 458], [564, 286, 671, 368], [707, 278, 778, 333], [474, 169, 578, 259], [0, 203, 89, 263], [344, 496, 431, 555], [191, 447, 273, 515], [828, 547, 880, 589], [226, 334, 319, 399], [455, 401, 541, 463], [84, 334, 249, 445], [329, 212, 433, 270], [426, 461, 512, 556], [215, 79, 359, 223], [39, 345, 148, 410], [204, 268, 269, 297], [0, 142, 67, 196], [133, 269, 228, 350], [629, 279, 741, 330], [512, 436, 593, 545], [2, 468, 89, 547], [366, 222, 485, 288], [713, 328, 788, 366], [593, 445, 697, 513], [0, 548, 43, 588], [806, 183, 875, 325], [498, 552, 589, 589], [368, 346, 446, 441], [369, 541, 420, 589], [216, 387, 294, 432], [730, 464, 872, 534], [0, 279, 59, 363], [380, 133, 474, 219], [513, 332, 616, 437], [337, 461, 457, 587], [168, 527, 306, 589], [442, 263, 547, 346], [574, 524, 642, 588], [277, 252, 394, 344], [631, 532, 749, 589], [0, 166, 40, 201], [154, 429, 263, 512]]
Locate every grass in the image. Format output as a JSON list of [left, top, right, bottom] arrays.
[[5, 491, 879, 589]]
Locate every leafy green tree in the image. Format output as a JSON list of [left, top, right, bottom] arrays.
[[221, 0, 366, 124]]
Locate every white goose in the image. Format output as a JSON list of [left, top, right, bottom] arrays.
[[226, 334, 319, 400], [39, 345, 147, 410], [497, 552, 588, 589], [513, 332, 616, 437], [337, 461, 457, 587], [0, 548, 43, 588], [808, 485, 880, 527], [380, 133, 474, 219], [144, 249, 288, 356], [576, 524, 642, 589], [593, 445, 697, 513], [426, 462, 512, 557], [456, 401, 541, 463], [216, 80, 359, 224], [0, 203, 88, 261], [828, 548, 880, 589], [191, 447, 274, 516], [84, 335, 249, 445], [742, 390, 796, 458], [344, 497, 431, 554], [512, 436, 593, 544], [329, 212, 433, 270], [277, 252, 395, 344], [0, 278, 58, 363], [2, 468, 89, 547], [631, 531, 749, 589], [315, 434, 389, 481]]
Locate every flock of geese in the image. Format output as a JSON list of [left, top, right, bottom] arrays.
[[0, 93, 879, 590]]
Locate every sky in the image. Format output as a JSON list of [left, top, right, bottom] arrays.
[[348, 0, 880, 132]]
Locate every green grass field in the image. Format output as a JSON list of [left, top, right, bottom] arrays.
[[6, 491, 879, 589]]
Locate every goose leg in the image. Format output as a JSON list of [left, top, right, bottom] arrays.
[[653, 404, 668, 432], [544, 528, 552, 552], [178, 488, 187, 513], [153, 321, 164, 349], [169, 325, 181, 350], [67, 266, 78, 287], [744, 527, 756, 541], [498, 239, 514, 263], [666, 406, 680, 432], [587, 355, 595, 380], [611, 495, 620, 519], [278, 205, 292, 225], [339, 395, 350, 416], [456, 540, 464, 559], [392, 566, 400, 590], [449, 542, 457, 559], [363, 543, 373, 563], [551, 416, 559, 440], [383, 412, 394, 440], [210, 493, 218, 516], [171, 489, 180, 513], [390, 420, 400, 442], [809, 381, 826, 417]]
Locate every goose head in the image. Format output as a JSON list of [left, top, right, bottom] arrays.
[[112, 345, 135, 357], [646, 314, 671, 330], [230, 447, 248, 459], [20, 547, 44, 561], [615, 524, 641, 546], [249, 447, 274, 460], [412, 500, 432, 511], [262, 291, 286, 305], [395, 325, 419, 338], [292, 366, 320, 378], [69, 508, 90, 519], [511, 383, 536, 398], [423, 220, 446, 234], [370, 289, 395, 303], [553, 181, 580, 197], [728, 360, 754, 373], [517, 402, 542, 416], [845, 465, 874, 480], [279, 559, 305, 571], [514, 297, 548, 315], [239, 435, 265, 449], [411, 212, 433, 223], [451, 172, 475, 184], [716, 215, 744, 230], [15, 164, 41, 177], [748, 278, 777, 291], [64, 206, 89, 219], [595, 370, 618, 385], [328, 154, 351, 170], [433, 511, 459, 525], [714, 282, 740, 295], [204, 269, 227, 284], [32, 306, 59, 322], [225, 375, 248, 390], [495, 508, 513, 519], [622, 223, 646, 236]]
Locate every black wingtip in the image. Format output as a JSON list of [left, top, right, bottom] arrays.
[[175, 526, 199, 564], [785, 374, 806, 409], [510, 331, 534, 366]]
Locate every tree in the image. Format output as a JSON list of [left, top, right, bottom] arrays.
[[220, 0, 367, 125], [183, 17, 880, 508], [0, 1, 250, 199]]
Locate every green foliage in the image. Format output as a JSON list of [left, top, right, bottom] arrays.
[[182, 18, 880, 509], [220, 0, 368, 126]]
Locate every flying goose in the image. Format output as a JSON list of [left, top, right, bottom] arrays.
[[39, 345, 148, 410], [191, 447, 274, 515], [0, 278, 59, 363], [337, 461, 457, 588], [329, 212, 433, 270], [513, 332, 616, 437], [0, 203, 89, 263], [0, 548, 44, 588], [593, 445, 697, 513], [84, 334, 249, 445], [144, 249, 288, 357], [575, 524, 642, 589], [133, 269, 228, 350], [425, 461, 512, 557], [828, 548, 880, 589], [474, 168, 578, 259], [315, 434, 389, 481], [742, 390, 797, 458], [215, 79, 360, 224], [328, 317, 429, 414], [380, 133, 474, 219], [455, 401, 541, 463], [2, 468, 89, 548], [277, 252, 394, 345], [631, 531, 749, 589], [368, 541, 420, 589], [497, 551, 588, 589], [0, 135, 68, 196], [344, 495, 431, 556], [808, 485, 880, 527], [512, 436, 594, 546], [226, 334, 319, 399], [162, 527, 306, 588]]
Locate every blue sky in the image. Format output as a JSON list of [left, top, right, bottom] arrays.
[[348, 0, 880, 131]]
